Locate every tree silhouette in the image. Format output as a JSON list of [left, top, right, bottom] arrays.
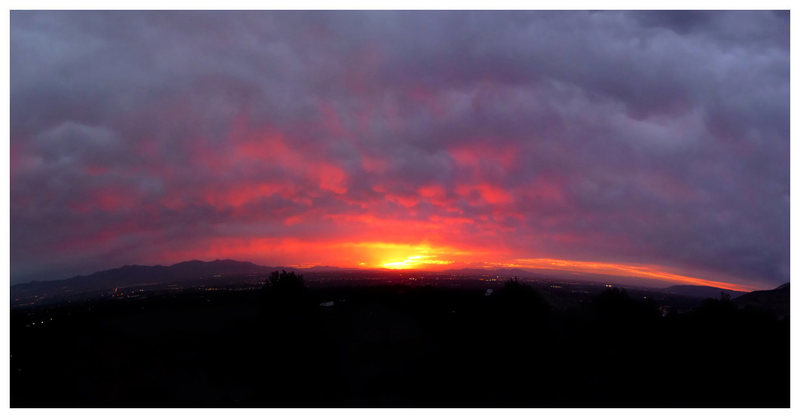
[[496, 277, 550, 319], [263, 270, 305, 294], [261, 270, 307, 313], [592, 287, 660, 322]]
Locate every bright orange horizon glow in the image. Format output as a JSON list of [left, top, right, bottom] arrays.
[[352, 242, 754, 291], [506, 258, 755, 292], [154, 238, 757, 292]]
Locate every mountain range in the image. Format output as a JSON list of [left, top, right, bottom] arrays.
[[11, 259, 281, 299], [11, 259, 789, 314]]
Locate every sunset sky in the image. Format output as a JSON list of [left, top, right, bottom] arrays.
[[10, 11, 789, 291]]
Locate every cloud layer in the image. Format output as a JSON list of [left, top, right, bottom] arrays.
[[10, 11, 789, 289]]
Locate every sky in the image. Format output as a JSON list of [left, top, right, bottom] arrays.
[[10, 11, 789, 291]]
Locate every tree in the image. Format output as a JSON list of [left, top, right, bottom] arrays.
[[261, 270, 307, 314], [592, 287, 660, 323], [263, 270, 305, 294], [496, 277, 550, 318]]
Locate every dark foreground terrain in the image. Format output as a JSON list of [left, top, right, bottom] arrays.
[[11, 273, 789, 407]]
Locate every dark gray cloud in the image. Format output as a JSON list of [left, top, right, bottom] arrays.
[[10, 11, 789, 289]]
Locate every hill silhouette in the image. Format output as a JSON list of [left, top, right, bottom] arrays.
[[11, 259, 277, 299], [734, 282, 789, 318], [663, 284, 746, 299]]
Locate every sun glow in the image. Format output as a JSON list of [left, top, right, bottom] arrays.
[[156, 237, 756, 290], [336, 241, 467, 270], [382, 255, 455, 269]]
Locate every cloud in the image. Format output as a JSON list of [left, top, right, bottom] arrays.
[[10, 11, 789, 289]]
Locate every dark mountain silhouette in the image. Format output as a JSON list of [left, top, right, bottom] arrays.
[[734, 283, 789, 318], [11, 259, 278, 299], [663, 285, 746, 299]]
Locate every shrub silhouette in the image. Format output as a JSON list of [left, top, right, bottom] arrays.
[[592, 287, 660, 322], [261, 270, 307, 313], [263, 270, 305, 294], [694, 294, 738, 323], [495, 277, 550, 319]]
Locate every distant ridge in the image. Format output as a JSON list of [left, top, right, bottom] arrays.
[[11, 259, 278, 298], [11, 259, 364, 301], [734, 283, 789, 318], [663, 285, 746, 299]]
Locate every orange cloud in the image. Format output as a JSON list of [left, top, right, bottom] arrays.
[[456, 182, 514, 204]]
